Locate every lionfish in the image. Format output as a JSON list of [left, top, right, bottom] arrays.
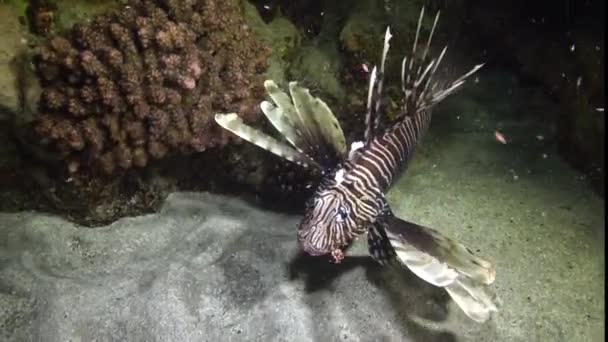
[[215, 8, 498, 322]]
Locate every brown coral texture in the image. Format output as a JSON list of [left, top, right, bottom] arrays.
[[33, 0, 270, 174]]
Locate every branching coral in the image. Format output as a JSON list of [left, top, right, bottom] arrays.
[[32, 0, 270, 175]]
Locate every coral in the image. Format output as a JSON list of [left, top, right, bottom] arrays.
[[32, 0, 270, 175]]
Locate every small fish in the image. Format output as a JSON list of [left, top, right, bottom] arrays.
[[495, 131, 507, 144], [215, 8, 497, 323], [360, 63, 370, 73]]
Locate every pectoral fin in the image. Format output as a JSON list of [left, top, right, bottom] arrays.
[[367, 223, 397, 266], [261, 80, 347, 169], [288, 81, 347, 166], [370, 215, 498, 323], [384, 216, 496, 285], [444, 276, 498, 323], [214, 113, 321, 170]]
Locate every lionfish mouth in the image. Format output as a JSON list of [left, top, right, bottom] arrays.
[[299, 237, 346, 263]]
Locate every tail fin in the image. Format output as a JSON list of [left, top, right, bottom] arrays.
[[382, 215, 498, 322]]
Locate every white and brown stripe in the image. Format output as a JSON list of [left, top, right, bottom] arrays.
[[297, 8, 482, 256], [346, 108, 432, 192]]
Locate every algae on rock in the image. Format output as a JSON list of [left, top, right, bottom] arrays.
[[0, 3, 29, 119], [287, 43, 345, 102], [53, 0, 121, 33], [241, 0, 301, 87], [242, 0, 346, 103], [285, 1, 351, 103], [339, 0, 432, 62]]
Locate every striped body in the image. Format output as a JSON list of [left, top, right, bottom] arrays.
[[294, 8, 486, 260], [215, 8, 498, 322], [350, 110, 431, 192], [215, 8, 497, 322], [297, 109, 431, 257], [214, 7, 483, 263]]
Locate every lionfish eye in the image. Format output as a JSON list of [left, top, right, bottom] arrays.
[[337, 206, 348, 221]]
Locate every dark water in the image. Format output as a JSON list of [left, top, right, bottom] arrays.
[[0, 1, 604, 341]]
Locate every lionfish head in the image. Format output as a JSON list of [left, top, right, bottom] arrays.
[[297, 187, 356, 256]]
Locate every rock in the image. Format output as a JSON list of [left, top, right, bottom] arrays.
[[0, 4, 28, 120], [0, 3, 42, 186], [242, 0, 302, 86], [53, 0, 121, 33], [338, 0, 431, 61], [288, 43, 345, 101], [244, 0, 346, 101]]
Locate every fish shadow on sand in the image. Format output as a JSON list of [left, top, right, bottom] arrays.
[[204, 193, 457, 340], [288, 251, 458, 342]]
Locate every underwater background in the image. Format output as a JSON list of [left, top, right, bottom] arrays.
[[0, 0, 604, 341]]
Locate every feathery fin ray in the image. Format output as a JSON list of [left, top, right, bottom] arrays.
[[364, 27, 393, 144], [364, 66, 378, 144], [289, 81, 347, 166], [215, 80, 346, 171], [214, 113, 320, 170], [378, 215, 498, 323], [396, 8, 481, 119]]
